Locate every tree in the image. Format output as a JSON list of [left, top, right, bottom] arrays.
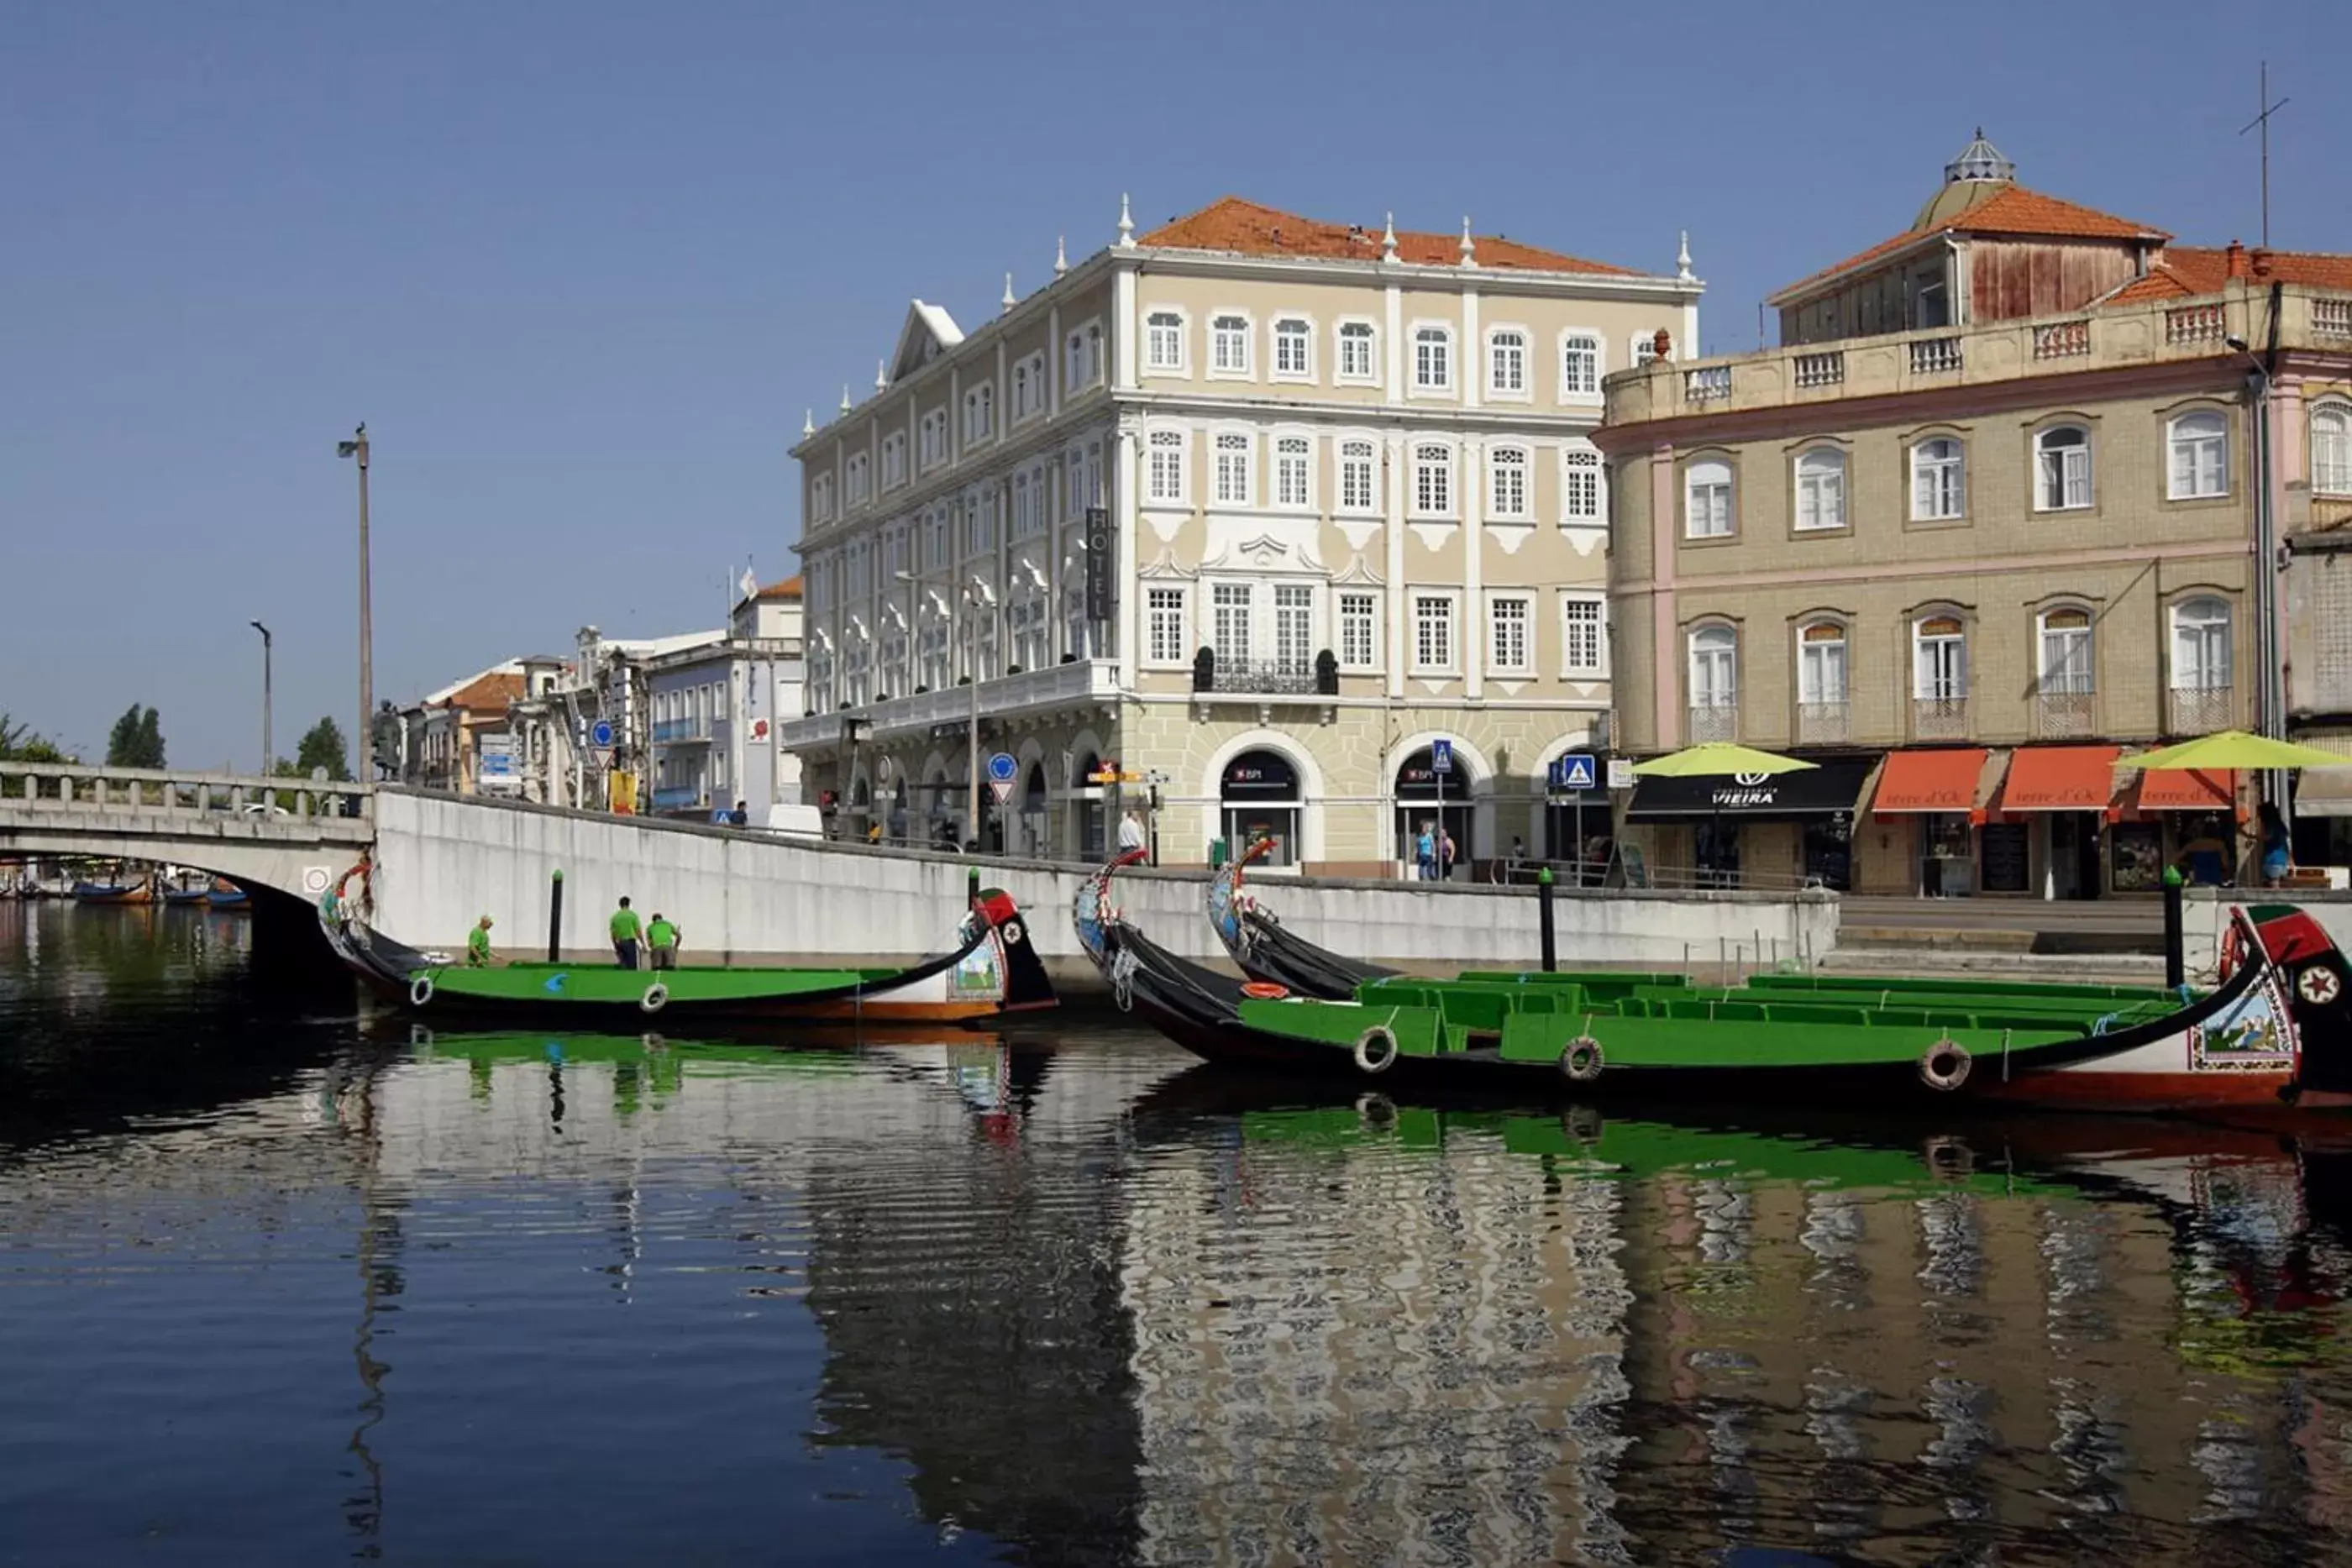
[[293, 717, 351, 781], [104, 705, 165, 768], [0, 712, 69, 763]]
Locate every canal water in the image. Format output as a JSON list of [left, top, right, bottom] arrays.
[[9, 905, 2352, 1565]]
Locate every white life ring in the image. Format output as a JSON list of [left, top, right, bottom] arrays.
[[1559, 1036, 1604, 1083], [1919, 1038, 1971, 1092], [1352, 1025, 1399, 1075], [640, 983, 669, 1015], [408, 973, 435, 1007]]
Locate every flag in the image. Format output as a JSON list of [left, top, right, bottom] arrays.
[[738, 565, 759, 602]]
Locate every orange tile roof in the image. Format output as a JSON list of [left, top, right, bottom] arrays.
[[1772, 185, 2169, 304], [442, 671, 525, 715], [2104, 244, 2352, 305], [1138, 196, 1637, 276], [755, 574, 804, 601]]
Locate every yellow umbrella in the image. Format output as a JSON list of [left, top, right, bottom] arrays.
[[1631, 742, 1818, 777], [2117, 730, 2351, 772]]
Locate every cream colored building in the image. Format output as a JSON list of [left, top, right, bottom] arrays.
[[1598, 135, 2352, 898], [783, 196, 1701, 873]]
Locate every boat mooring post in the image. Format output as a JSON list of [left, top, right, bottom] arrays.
[[548, 869, 564, 964], [2162, 864, 2185, 989], [1537, 866, 1557, 973]]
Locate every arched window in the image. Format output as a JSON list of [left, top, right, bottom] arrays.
[[1488, 328, 1527, 396], [1222, 749, 1304, 870], [1213, 431, 1253, 506], [1685, 459, 1732, 538], [2034, 426, 2092, 511], [1338, 438, 1379, 512], [1913, 615, 1967, 702], [1413, 326, 1452, 391], [1794, 449, 1845, 532], [2171, 595, 2233, 731], [1210, 313, 1250, 375], [1488, 445, 1530, 519], [1562, 447, 1603, 522], [1273, 434, 1313, 509], [1688, 625, 1737, 739], [2167, 411, 2229, 499], [1147, 428, 1187, 503], [1560, 333, 1601, 398], [1336, 321, 1377, 382], [1146, 310, 1184, 371], [2313, 404, 2352, 496], [1910, 438, 1966, 520], [1797, 621, 1846, 706], [1273, 317, 1313, 379], [2038, 605, 2093, 691], [1411, 443, 1454, 517]]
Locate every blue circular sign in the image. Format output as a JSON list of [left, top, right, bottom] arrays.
[[987, 752, 1017, 784], [591, 720, 615, 748]]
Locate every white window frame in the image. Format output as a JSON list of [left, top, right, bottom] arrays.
[[810, 474, 834, 525], [1144, 307, 1189, 376], [1211, 427, 1255, 509], [2036, 606, 2094, 695], [1485, 323, 1531, 401], [2171, 596, 2234, 691], [1486, 591, 1534, 677], [1909, 437, 1966, 522], [847, 452, 870, 506], [1338, 590, 1381, 672], [1272, 582, 1316, 673], [1410, 322, 1455, 396], [881, 431, 907, 490], [1012, 351, 1047, 423], [963, 382, 995, 445], [1560, 592, 1608, 678], [1912, 614, 1969, 701], [1270, 314, 1315, 384], [2313, 402, 2352, 496], [1208, 310, 1254, 380], [1557, 328, 1604, 402], [2033, 425, 2093, 512], [1410, 590, 1460, 675], [1486, 443, 1531, 522], [1631, 332, 1665, 368], [1145, 426, 1189, 506], [1410, 441, 1456, 520], [1336, 436, 1381, 516], [1143, 584, 1189, 668], [1560, 443, 1604, 525], [1688, 625, 1737, 711], [1335, 318, 1380, 385], [1796, 620, 1846, 705], [1271, 430, 1315, 512], [1208, 580, 1255, 666], [919, 409, 948, 471], [1065, 317, 1105, 391], [1793, 448, 1845, 532], [2167, 409, 2230, 501], [1684, 458, 1733, 539]]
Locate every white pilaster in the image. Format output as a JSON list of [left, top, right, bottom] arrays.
[[1460, 287, 1481, 412], [1114, 419, 1141, 690], [1047, 305, 1063, 418], [1112, 261, 1138, 393], [1462, 435, 1483, 700], [1383, 277, 1404, 410], [1384, 432, 1406, 700]]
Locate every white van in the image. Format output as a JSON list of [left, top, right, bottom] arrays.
[[748, 803, 825, 842]]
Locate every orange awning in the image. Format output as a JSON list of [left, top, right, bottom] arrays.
[[2133, 768, 2234, 812], [1997, 745, 2123, 812], [1872, 747, 1990, 814]]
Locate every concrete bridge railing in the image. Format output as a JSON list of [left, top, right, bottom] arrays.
[[0, 762, 373, 826]]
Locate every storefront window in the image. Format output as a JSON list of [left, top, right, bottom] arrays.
[[2110, 822, 2163, 892], [1920, 811, 1973, 896], [1802, 814, 1853, 891], [1221, 750, 1301, 869]]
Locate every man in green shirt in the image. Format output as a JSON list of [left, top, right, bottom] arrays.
[[465, 915, 495, 968], [610, 896, 643, 969], [647, 913, 680, 970]]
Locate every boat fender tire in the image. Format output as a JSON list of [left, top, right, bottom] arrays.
[[1559, 1036, 1604, 1083], [408, 973, 435, 1008], [1352, 1025, 1399, 1075], [1355, 1091, 1396, 1125], [1919, 1038, 1971, 1092], [640, 983, 669, 1015]]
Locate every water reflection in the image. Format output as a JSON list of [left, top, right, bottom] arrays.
[[13, 901, 2352, 1562]]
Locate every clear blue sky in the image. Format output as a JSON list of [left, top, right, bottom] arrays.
[[6, 0, 2346, 768]]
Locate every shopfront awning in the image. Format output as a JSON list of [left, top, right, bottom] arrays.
[[1871, 747, 1989, 815], [1993, 745, 2123, 814], [1625, 756, 1874, 821], [2291, 734, 2352, 817], [2131, 768, 2235, 813]]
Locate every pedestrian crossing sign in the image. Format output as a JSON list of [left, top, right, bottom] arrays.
[[1551, 753, 1598, 791]]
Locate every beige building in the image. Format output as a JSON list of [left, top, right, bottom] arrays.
[[1598, 135, 2352, 898], [782, 196, 1701, 873]]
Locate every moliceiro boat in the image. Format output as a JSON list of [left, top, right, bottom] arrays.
[[1080, 852, 2352, 1115], [320, 860, 1056, 1025], [1206, 837, 1394, 999]]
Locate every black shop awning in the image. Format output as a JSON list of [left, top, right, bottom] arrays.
[[1625, 756, 1875, 821]]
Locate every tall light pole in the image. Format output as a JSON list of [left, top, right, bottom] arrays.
[[249, 620, 273, 776], [337, 423, 372, 779], [2226, 334, 2288, 817]]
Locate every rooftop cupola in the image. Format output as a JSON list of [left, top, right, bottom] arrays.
[[1944, 128, 2014, 186], [1914, 128, 2017, 228]]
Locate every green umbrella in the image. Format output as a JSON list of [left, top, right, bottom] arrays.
[[1631, 742, 1818, 778], [2116, 730, 2351, 772]]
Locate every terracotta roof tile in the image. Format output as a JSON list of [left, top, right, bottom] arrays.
[[2103, 244, 2352, 306], [1772, 184, 2169, 304], [755, 574, 804, 601], [442, 671, 524, 714], [1138, 196, 1637, 276]]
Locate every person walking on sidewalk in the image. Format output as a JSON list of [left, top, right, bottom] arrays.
[[647, 912, 681, 971], [465, 915, 495, 968], [610, 896, 643, 969]]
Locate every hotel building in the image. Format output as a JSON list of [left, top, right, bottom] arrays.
[[783, 197, 1701, 873]]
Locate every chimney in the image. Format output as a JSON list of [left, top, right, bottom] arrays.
[[2225, 239, 2249, 280]]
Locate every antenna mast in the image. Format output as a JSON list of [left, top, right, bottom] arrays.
[[2239, 61, 2291, 248]]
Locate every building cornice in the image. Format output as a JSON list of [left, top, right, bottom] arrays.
[[1125, 244, 1701, 302]]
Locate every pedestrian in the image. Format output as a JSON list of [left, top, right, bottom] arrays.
[[2251, 802, 2292, 889], [866, 819, 884, 844], [1118, 809, 1147, 855], [610, 895, 643, 969], [1415, 820, 1437, 882], [729, 799, 750, 826], [647, 911, 680, 970], [1440, 827, 1457, 881], [465, 915, 495, 968]]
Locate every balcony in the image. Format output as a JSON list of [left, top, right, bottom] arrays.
[[2034, 690, 2095, 740], [778, 658, 1121, 751], [1190, 649, 1338, 698], [1796, 701, 1850, 747], [650, 785, 704, 811], [651, 718, 712, 745], [1912, 696, 1969, 742], [2168, 684, 2236, 735], [2317, 299, 2352, 339], [1688, 703, 1737, 743]]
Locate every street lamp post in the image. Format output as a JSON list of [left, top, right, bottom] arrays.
[[2225, 335, 2288, 818], [249, 621, 273, 776], [337, 424, 371, 779]]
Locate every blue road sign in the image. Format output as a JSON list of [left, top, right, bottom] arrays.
[[1430, 738, 1453, 775], [1551, 753, 1597, 791], [987, 752, 1017, 784], [590, 720, 614, 748]]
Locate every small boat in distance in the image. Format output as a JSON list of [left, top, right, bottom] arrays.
[[71, 877, 154, 905], [205, 879, 250, 911]]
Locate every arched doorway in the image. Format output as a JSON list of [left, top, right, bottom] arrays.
[[1394, 747, 1476, 878], [1219, 749, 1302, 870], [1020, 763, 1048, 859], [1073, 752, 1105, 862]]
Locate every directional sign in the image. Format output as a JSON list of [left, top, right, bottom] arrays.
[[591, 720, 614, 749], [1551, 753, 1598, 792], [1430, 738, 1453, 775], [989, 777, 1016, 805], [987, 752, 1017, 785]]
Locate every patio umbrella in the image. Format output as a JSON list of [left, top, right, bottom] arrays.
[[1630, 743, 1816, 889], [2115, 730, 2352, 773]]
